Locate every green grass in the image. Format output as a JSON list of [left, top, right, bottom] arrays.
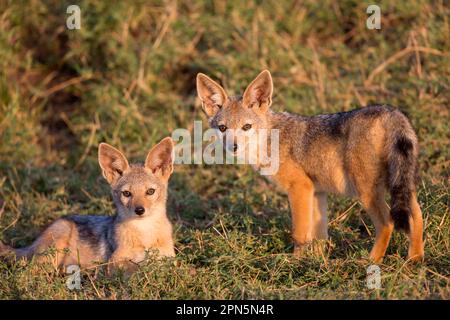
[[0, 0, 449, 299]]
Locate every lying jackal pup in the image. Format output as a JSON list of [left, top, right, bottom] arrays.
[[197, 70, 424, 262], [0, 138, 176, 271]]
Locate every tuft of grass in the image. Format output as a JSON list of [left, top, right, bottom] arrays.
[[0, 0, 449, 299]]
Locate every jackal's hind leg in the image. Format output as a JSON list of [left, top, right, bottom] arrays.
[[12, 219, 75, 267], [360, 191, 394, 263], [407, 194, 424, 262]]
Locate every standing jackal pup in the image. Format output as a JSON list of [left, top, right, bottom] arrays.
[[196, 70, 424, 263], [0, 137, 176, 271]]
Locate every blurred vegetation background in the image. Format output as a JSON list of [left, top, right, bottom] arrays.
[[0, 0, 448, 299]]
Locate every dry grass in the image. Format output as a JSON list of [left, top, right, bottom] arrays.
[[0, 0, 448, 299]]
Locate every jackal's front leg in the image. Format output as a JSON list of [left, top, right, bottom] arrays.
[[157, 241, 176, 258], [312, 192, 328, 239], [287, 182, 315, 257], [107, 249, 139, 276]]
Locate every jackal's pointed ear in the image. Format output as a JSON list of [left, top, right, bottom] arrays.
[[98, 143, 130, 185], [196, 73, 227, 117], [243, 70, 273, 112], [145, 137, 174, 179]]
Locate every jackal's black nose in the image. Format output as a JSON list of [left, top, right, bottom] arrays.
[[233, 143, 238, 152], [135, 206, 145, 215]]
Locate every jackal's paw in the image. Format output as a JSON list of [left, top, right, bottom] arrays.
[[293, 243, 309, 258], [293, 246, 303, 258], [294, 240, 331, 259], [107, 259, 138, 277], [310, 240, 330, 258], [368, 251, 384, 264], [407, 251, 425, 263]]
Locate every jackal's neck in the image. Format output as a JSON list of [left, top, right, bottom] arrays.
[[267, 110, 308, 135]]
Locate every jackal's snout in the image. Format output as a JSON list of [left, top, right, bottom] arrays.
[[134, 206, 145, 216]]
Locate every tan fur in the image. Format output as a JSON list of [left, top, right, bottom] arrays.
[[197, 70, 425, 263], [408, 194, 425, 260], [1, 138, 176, 273], [274, 158, 315, 249], [109, 210, 175, 273]]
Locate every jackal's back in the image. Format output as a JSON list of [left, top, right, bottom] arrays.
[[274, 105, 418, 193], [62, 215, 116, 260]]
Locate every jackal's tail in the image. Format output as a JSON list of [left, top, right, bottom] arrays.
[[0, 199, 16, 258], [387, 115, 418, 232], [0, 241, 14, 257]]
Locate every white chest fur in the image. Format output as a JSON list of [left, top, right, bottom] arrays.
[[116, 209, 172, 250]]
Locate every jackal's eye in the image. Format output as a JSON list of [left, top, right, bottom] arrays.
[[218, 125, 227, 132], [122, 190, 132, 198], [146, 188, 155, 195], [242, 124, 252, 131]]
